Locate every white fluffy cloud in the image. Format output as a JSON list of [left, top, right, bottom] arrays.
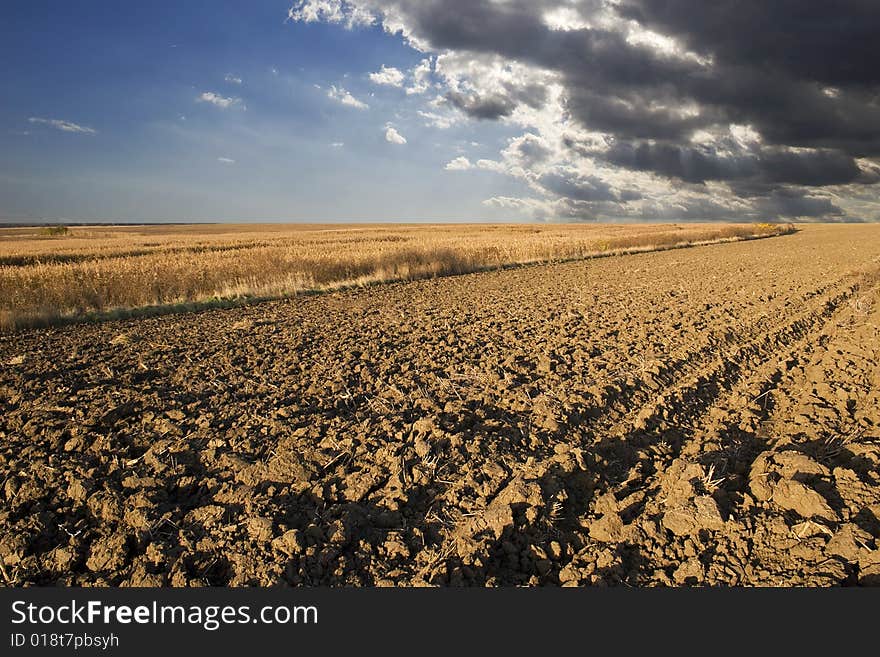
[[385, 126, 407, 145], [417, 110, 458, 130], [327, 85, 369, 109], [224, 74, 243, 85], [197, 92, 242, 109], [444, 157, 472, 171], [406, 58, 433, 95], [28, 117, 97, 135], [369, 65, 405, 87], [218, 157, 236, 164]]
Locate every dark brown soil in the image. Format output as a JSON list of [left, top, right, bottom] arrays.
[[1, 224, 879, 586]]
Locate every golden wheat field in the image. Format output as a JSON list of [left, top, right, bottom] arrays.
[[0, 222, 792, 330]]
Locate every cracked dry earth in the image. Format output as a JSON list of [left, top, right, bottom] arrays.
[[2, 224, 880, 587]]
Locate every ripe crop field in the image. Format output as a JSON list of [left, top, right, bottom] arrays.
[[0, 222, 790, 330], [0, 223, 879, 587]]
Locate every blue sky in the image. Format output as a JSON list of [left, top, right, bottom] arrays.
[[0, 1, 524, 222], [2, 1, 878, 223]]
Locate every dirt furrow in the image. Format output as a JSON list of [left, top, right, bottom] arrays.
[[577, 270, 880, 586]]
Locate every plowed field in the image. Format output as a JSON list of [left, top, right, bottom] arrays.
[[1, 224, 879, 586]]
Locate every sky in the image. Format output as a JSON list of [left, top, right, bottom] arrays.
[[2, 1, 879, 223]]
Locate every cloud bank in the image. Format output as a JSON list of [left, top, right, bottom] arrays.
[[385, 126, 407, 144], [287, 0, 880, 221]]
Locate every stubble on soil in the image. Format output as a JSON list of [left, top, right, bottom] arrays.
[[1, 224, 879, 587]]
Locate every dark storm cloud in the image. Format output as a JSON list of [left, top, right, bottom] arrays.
[[506, 134, 553, 168], [443, 81, 547, 120], [602, 141, 730, 184], [538, 171, 619, 202], [600, 141, 865, 188], [617, 1, 880, 88], [382, 1, 880, 151], [445, 91, 516, 119], [406, 1, 717, 137], [680, 65, 880, 157], [759, 149, 863, 187], [634, 187, 844, 221], [752, 189, 846, 219]]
